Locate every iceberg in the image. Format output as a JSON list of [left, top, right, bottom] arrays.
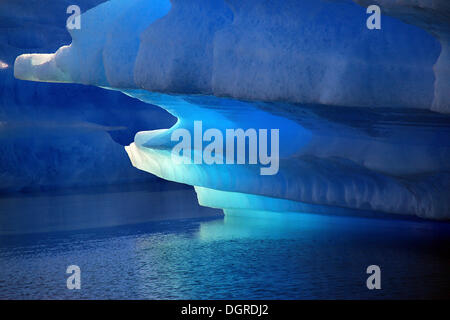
[[13, 0, 450, 219]]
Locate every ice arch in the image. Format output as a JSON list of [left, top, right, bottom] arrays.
[[13, 0, 450, 219]]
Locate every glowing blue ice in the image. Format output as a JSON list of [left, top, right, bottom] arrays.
[[12, 0, 450, 218]]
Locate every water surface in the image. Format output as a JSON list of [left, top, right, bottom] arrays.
[[0, 197, 449, 299]]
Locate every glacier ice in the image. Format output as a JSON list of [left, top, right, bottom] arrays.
[[123, 92, 450, 219], [354, 0, 450, 113], [12, 0, 450, 219], [14, 0, 449, 112], [0, 0, 176, 192]]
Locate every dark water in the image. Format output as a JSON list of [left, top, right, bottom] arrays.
[[0, 192, 449, 299]]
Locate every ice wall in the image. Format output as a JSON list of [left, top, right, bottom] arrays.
[[354, 0, 450, 112], [14, 0, 448, 112], [11, 0, 450, 218], [124, 91, 450, 219]]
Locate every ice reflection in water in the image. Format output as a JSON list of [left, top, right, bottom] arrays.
[[0, 199, 449, 299]]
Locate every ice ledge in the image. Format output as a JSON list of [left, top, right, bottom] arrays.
[[13, 0, 450, 113]]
